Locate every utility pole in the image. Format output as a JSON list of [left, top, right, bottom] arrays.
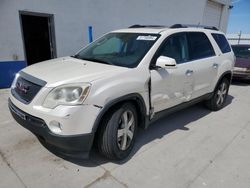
[[238, 30, 242, 44]]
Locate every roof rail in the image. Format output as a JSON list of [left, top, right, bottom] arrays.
[[129, 24, 166, 28], [170, 24, 219, 31]]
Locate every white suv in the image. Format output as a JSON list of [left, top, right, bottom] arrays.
[[9, 24, 235, 160]]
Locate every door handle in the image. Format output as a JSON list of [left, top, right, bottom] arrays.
[[213, 63, 219, 69], [186, 70, 194, 76]]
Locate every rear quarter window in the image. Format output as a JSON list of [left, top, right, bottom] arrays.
[[212, 33, 231, 53]]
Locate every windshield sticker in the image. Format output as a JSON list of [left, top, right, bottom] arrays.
[[136, 35, 157, 41]]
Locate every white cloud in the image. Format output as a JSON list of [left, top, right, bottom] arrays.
[[232, 0, 242, 4]]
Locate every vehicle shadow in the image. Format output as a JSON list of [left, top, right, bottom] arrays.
[[39, 95, 234, 167], [231, 79, 250, 86]]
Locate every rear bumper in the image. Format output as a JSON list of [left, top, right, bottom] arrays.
[[8, 99, 94, 157], [233, 71, 250, 80]]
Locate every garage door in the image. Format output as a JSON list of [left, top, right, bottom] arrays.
[[203, 0, 223, 28]]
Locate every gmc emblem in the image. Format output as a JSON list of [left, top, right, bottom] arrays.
[[16, 81, 29, 94]]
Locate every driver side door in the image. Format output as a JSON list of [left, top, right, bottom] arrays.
[[150, 32, 195, 113]]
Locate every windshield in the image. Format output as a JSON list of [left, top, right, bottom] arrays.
[[74, 33, 160, 68], [232, 46, 250, 59]]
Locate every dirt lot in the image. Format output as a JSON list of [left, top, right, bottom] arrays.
[[1, 81, 250, 188]]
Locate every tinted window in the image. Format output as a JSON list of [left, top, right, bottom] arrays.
[[157, 33, 189, 64], [232, 46, 250, 59], [188, 32, 215, 60], [212, 33, 231, 53]]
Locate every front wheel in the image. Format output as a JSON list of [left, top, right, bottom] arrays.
[[97, 103, 138, 160], [205, 78, 230, 111]]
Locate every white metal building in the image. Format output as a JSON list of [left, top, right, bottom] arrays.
[[227, 34, 250, 45], [0, 0, 232, 88]]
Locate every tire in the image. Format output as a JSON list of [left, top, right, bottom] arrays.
[[97, 103, 138, 160], [205, 78, 230, 111]]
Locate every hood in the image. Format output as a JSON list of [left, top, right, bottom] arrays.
[[22, 56, 128, 87], [235, 57, 250, 69]]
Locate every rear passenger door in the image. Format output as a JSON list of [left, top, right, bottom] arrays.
[[186, 32, 218, 99]]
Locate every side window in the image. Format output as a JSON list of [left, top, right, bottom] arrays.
[[232, 46, 250, 58], [212, 33, 231, 53], [188, 32, 215, 60], [157, 33, 189, 64]]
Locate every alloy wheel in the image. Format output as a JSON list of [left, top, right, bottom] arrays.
[[117, 110, 135, 150], [216, 82, 228, 106]]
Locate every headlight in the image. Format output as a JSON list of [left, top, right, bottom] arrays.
[[233, 67, 247, 72], [11, 73, 20, 89], [43, 83, 91, 109]]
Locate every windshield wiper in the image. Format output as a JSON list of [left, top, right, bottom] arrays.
[[80, 57, 113, 65], [71, 55, 114, 65], [70, 55, 79, 59]]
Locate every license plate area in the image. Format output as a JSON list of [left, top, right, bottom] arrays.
[[10, 104, 27, 120]]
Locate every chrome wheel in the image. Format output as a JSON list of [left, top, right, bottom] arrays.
[[117, 110, 135, 151], [216, 82, 228, 106]]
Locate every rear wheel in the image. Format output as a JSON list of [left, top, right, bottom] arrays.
[[205, 78, 230, 111], [97, 103, 138, 160]]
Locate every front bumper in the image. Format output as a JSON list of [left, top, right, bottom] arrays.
[[8, 99, 94, 155]]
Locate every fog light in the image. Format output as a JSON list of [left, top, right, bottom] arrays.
[[49, 120, 62, 133]]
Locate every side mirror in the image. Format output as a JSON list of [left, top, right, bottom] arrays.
[[155, 56, 177, 69]]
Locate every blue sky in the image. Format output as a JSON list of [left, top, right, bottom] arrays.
[[227, 0, 250, 34]]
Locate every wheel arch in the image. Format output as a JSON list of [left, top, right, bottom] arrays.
[[214, 71, 232, 91], [92, 93, 148, 134]]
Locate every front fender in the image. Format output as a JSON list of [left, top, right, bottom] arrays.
[[85, 67, 150, 111], [91, 93, 148, 133]]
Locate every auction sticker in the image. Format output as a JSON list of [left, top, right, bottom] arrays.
[[137, 35, 157, 41]]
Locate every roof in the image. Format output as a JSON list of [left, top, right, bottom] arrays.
[[113, 27, 223, 35], [112, 27, 168, 34], [112, 24, 223, 35]]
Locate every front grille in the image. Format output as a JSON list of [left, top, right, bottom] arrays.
[[11, 73, 46, 104]]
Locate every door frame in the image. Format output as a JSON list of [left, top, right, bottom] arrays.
[[19, 10, 57, 65]]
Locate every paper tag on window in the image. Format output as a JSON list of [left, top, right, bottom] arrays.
[[136, 35, 157, 41]]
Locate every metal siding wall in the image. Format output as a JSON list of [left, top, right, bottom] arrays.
[[0, 0, 231, 88], [0, 0, 208, 61], [203, 0, 223, 28], [0, 61, 26, 88]]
